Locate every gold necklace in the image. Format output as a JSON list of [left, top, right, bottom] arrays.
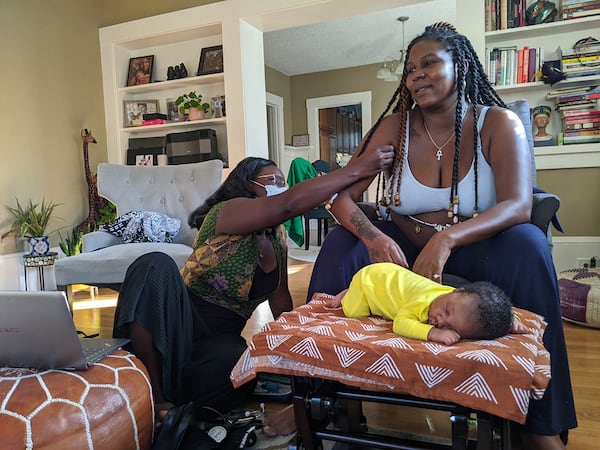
[[422, 119, 455, 161]]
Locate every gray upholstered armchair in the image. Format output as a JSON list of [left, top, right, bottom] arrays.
[[55, 160, 223, 297]]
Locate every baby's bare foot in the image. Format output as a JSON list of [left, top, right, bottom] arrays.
[[262, 404, 296, 437]]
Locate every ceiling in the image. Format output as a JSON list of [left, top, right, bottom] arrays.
[[263, 0, 456, 76]]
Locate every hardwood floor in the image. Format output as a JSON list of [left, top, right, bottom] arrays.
[[72, 258, 599, 449]]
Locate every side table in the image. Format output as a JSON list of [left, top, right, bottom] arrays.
[[23, 252, 58, 290]]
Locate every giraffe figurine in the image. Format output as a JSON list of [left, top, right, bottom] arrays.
[[76, 129, 108, 233]]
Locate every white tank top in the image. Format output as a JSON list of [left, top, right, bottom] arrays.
[[378, 106, 496, 218]]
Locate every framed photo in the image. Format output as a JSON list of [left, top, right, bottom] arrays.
[[166, 100, 181, 122], [292, 134, 310, 146], [126, 55, 154, 87], [123, 99, 159, 127], [197, 45, 224, 75], [135, 154, 154, 166]]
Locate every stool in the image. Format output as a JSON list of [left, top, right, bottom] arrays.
[[0, 349, 153, 450], [559, 267, 600, 328], [23, 252, 58, 291]]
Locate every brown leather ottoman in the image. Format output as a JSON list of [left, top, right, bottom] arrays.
[[0, 349, 153, 450]]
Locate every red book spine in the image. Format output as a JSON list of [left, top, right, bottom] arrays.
[[517, 49, 524, 83], [142, 119, 166, 126], [521, 46, 529, 84]]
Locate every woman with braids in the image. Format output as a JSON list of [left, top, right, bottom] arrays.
[[112, 150, 393, 437], [307, 22, 575, 449]]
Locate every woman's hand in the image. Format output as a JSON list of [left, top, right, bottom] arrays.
[[352, 144, 395, 178], [364, 234, 408, 267], [412, 231, 453, 281]]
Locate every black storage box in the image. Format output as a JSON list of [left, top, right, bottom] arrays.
[[166, 129, 218, 165], [126, 136, 167, 165]]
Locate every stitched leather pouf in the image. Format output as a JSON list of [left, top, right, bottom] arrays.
[[559, 268, 600, 328], [0, 350, 153, 450]]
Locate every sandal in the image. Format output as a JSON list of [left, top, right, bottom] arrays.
[[152, 402, 194, 450]]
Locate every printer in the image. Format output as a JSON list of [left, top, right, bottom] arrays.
[[166, 129, 219, 165]]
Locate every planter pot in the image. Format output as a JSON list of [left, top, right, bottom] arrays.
[[26, 236, 51, 256], [188, 107, 206, 121]]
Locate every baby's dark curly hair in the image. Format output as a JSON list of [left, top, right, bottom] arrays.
[[460, 281, 513, 339]]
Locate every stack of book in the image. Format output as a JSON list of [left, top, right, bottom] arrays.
[[486, 45, 543, 86], [548, 86, 600, 144], [141, 113, 168, 126], [485, 0, 527, 31], [561, 0, 600, 20], [558, 40, 600, 79]]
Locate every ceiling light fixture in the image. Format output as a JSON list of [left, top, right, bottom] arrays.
[[375, 16, 409, 82]]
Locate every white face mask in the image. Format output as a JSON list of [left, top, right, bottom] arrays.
[[251, 180, 289, 197]]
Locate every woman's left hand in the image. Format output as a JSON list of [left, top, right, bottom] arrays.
[[412, 232, 452, 282]]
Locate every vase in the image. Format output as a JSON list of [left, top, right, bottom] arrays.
[[188, 107, 206, 121], [26, 236, 50, 256]]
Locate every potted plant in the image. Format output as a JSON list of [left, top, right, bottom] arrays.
[[2, 198, 62, 256], [175, 91, 210, 120]]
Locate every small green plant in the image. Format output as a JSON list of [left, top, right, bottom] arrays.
[[97, 202, 117, 227], [175, 91, 210, 115], [58, 227, 83, 256], [2, 198, 62, 240]]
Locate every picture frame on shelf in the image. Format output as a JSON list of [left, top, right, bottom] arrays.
[[135, 154, 154, 166], [292, 134, 310, 147], [166, 100, 181, 122], [123, 99, 159, 127], [126, 55, 154, 87], [197, 45, 224, 75]]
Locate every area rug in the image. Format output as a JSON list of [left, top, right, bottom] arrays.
[[252, 430, 296, 450], [287, 245, 320, 263]]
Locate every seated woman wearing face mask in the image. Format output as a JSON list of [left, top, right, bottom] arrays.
[[111, 151, 393, 435]]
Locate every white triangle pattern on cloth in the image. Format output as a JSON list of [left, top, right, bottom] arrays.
[[456, 349, 508, 370], [415, 364, 453, 388], [509, 386, 530, 416], [454, 373, 498, 404], [266, 334, 292, 351], [333, 345, 366, 368], [290, 337, 323, 360], [303, 325, 335, 336], [365, 354, 404, 380], [371, 337, 414, 351], [512, 355, 536, 376]]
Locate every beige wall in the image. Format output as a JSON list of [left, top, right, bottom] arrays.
[[264, 66, 293, 145], [0, 0, 107, 255], [0, 0, 596, 257], [96, 0, 220, 27], [538, 168, 600, 236]]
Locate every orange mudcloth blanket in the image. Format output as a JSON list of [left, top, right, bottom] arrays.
[[231, 293, 551, 424]]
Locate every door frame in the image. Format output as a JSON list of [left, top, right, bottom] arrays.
[[266, 92, 285, 167], [306, 91, 372, 164]]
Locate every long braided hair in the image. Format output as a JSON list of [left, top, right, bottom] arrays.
[[360, 22, 506, 221]]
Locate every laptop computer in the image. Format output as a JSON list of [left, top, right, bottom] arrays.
[[0, 290, 129, 370]]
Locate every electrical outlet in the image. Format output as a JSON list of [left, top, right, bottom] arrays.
[[577, 257, 590, 268]]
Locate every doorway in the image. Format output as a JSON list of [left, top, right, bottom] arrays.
[[307, 91, 376, 201], [306, 91, 371, 163], [266, 92, 285, 167], [318, 104, 362, 169]]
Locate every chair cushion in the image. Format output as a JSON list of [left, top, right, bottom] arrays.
[[55, 243, 192, 286], [505, 99, 536, 185]]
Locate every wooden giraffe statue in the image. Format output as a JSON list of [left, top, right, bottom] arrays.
[[76, 129, 108, 233]]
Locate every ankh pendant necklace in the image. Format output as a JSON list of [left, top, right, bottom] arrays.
[[423, 119, 456, 161]]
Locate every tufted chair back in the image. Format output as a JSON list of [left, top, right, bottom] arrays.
[[97, 160, 223, 246]]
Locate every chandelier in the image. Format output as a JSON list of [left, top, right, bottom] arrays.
[[376, 16, 409, 82]]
